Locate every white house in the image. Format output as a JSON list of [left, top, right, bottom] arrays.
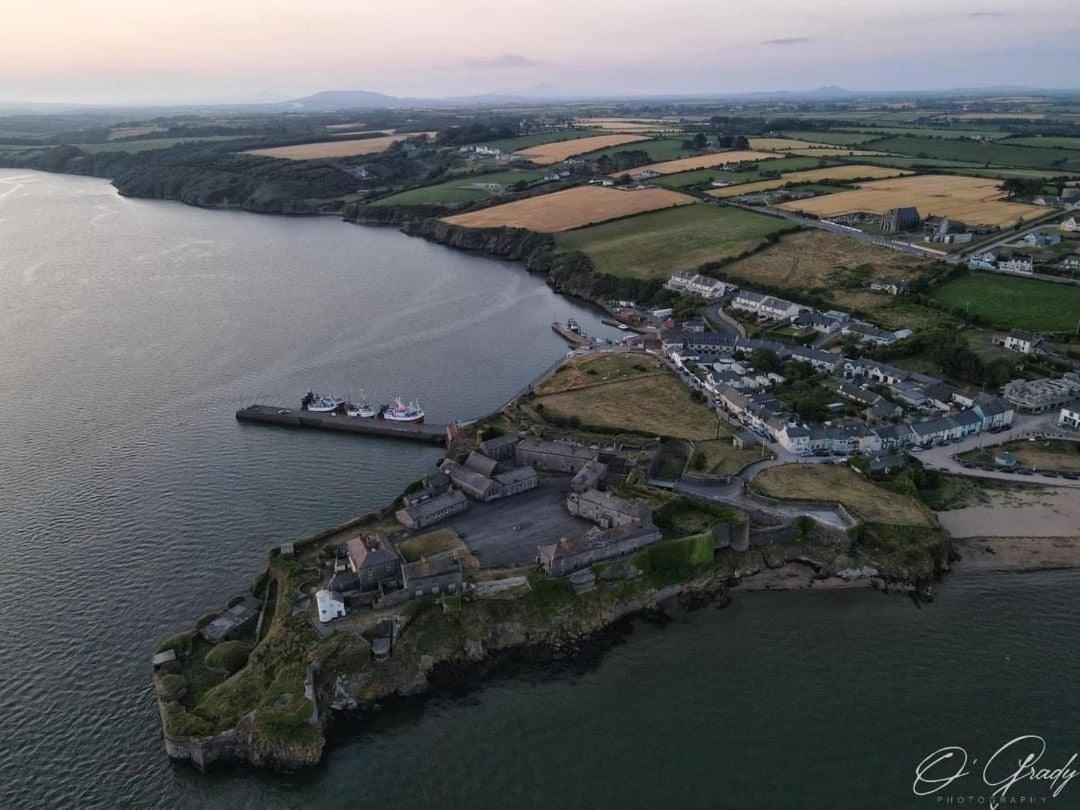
[[316, 589, 346, 623], [1059, 402, 1080, 431], [1062, 217, 1080, 233], [968, 251, 998, 270], [998, 331, 1044, 355], [1023, 231, 1062, 248], [998, 254, 1034, 275], [666, 271, 732, 300]]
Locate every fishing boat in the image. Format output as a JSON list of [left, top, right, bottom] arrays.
[[381, 397, 425, 423], [301, 391, 345, 413], [346, 390, 377, 418]]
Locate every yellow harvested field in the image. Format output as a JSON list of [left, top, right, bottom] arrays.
[[748, 137, 835, 151], [707, 164, 912, 198], [515, 134, 650, 164], [624, 150, 775, 178], [441, 185, 696, 232], [776, 174, 1043, 228], [244, 131, 435, 160], [326, 121, 367, 130]]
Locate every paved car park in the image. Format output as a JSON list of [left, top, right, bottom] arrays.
[[442, 476, 592, 569]]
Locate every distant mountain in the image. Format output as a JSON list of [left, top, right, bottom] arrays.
[[280, 89, 404, 110]]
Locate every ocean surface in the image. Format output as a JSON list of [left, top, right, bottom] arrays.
[[1, 169, 1075, 810]]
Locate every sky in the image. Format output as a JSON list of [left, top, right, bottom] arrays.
[[1, 0, 1078, 104]]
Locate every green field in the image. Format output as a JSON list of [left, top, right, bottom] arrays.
[[73, 136, 245, 153], [869, 136, 1080, 171], [581, 137, 694, 163], [554, 204, 796, 280], [476, 130, 602, 153], [848, 127, 1010, 140], [1006, 136, 1080, 150], [781, 131, 877, 146], [370, 170, 544, 206], [929, 273, 1080, 332], [836, 155, 983, 170]]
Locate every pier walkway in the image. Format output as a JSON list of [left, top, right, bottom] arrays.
[[235, 405, 450, 445]]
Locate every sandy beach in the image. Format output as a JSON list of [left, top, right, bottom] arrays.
[[937, 486, 1080, 539]]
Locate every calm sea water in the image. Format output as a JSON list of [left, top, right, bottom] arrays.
[[1, 170, 1075, 810]]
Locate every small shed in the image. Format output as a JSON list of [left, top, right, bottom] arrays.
[[316, 589, 346, 623]]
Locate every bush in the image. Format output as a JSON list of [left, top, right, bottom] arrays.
[[163, 702, 213, 739], [157, 674, 188, 702], [156, 632, 194, 658], [205, 641, 252, 675]]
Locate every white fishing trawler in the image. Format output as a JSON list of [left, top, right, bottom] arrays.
[[381, 397, 425, 423], [346, 390, 377, 418], [301, 391, 345, 413]]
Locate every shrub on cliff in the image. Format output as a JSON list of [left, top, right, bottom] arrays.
[[205, 641, 252, 676], [194, 612, 219, 630], [163, 702, 213, 739], [157, 674, 188, 702]]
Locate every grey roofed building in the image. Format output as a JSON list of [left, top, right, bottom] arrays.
[[402, 556, 464, 597], [463, 451, 499, 477], [837, 380, 882, 407], [571, 459, 608, 492], [1003, 375, 1080, 413], [395, 489, 468, 530], [199, 595, 262, 644], [538, 523, 662, 577], [515, 439, 597, 473], [867, 453, 905, 473], [478, 433, 520, 461], [567, 488, 651, 528], [493, 465, 539, 496], [441, 461, 501, 502]]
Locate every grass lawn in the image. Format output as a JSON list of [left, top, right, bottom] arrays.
[[397, 529, 463, 562], [554, 204, 796, 280], [534, 371, 724, 441], [536, 353, 664, 395], [962, 439, 1080, 473], [753, 464, 933, 526], [370, 170, 544, 206], [691, 438, 769, 476], [928, 273, 1080, 332]]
